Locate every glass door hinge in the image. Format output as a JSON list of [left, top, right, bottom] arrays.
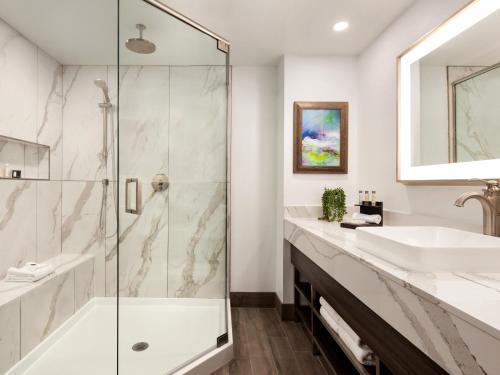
[[216, 333, 229, 347], [217, 40, 229, 53]]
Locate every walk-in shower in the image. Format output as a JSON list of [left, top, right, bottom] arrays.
[[0, 0, 231, 374]]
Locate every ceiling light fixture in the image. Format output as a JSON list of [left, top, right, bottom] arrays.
[[333, 21, 349, 32]]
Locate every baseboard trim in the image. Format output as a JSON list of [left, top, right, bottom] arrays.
[[274, 294, 295, 321], [230, 292, 295, 321], [230, 292, 275, 308]]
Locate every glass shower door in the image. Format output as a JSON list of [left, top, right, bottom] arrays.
[[117, 0, 229, 374]]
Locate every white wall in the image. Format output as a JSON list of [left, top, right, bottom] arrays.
[[275, 55, 360, 302], [232, 0, 487, 300], [357, 0, 482, 232], [275, 60, 285, 301], [231, 66, 278, 292], [283, 55, 360, 206]]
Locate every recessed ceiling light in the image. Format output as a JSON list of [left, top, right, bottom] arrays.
[[333, 21, 349, 32]]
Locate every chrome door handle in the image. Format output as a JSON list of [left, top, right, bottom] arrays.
[[125, 178, 142, 214]]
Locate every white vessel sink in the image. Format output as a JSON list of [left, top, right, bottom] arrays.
[[356, 226, 500, 272]]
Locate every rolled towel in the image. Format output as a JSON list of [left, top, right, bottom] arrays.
[[352, 212, 382, 225], [320, 306, 375, 366], [319, 297, 364, 346], [6, 262, 54, 282], [341, 218, 367, 225]]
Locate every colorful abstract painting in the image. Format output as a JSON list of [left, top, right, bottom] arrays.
[[293, 102, 348, 174], [301, 109, 340, 167]]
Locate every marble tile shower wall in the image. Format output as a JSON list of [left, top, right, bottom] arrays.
[[0, 17, 227, 373], [0, 19, 227, 301], [167, 66, 227, 298], [0, 18, 64, 278], [60, 65, 117, 298], [0, 18, 114, 300], [109, 65, 228, 299]]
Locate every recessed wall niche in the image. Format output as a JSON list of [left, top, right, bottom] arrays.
[[0, 135, 50, 180]]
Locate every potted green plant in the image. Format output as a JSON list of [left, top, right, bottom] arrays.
[[319, 187, 347, 222]]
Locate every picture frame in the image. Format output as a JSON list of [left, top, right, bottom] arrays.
[[293, 101, 348, 174]]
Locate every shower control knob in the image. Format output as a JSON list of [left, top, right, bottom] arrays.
[[151, 174, 169, 192]]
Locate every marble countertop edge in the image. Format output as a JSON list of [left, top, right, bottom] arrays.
[[284, 217, 500, 341]]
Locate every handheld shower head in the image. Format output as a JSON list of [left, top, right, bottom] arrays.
[[94, 79, 110, 104]]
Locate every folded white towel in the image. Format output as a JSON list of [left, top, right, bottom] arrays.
[[319, 297, 364, 346], [6, 262, 54, 282], [352, 213, 382, 225], [320, 306, 375, 365], [341, 218, 367, 225]]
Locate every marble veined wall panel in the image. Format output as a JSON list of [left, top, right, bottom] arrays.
[[167, 66, 228, 298]]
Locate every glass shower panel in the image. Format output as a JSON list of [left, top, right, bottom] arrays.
[[118, 1, 229, 374]]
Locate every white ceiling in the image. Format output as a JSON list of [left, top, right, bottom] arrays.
[[164, 0, 415, 65], [0, 0, 118, 65], [0, 0, 415, 66]]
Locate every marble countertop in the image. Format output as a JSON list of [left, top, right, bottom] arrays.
[[285, 217, 500, 341]]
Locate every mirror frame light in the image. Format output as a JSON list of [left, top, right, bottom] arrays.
[[397, 0, 500, 185]]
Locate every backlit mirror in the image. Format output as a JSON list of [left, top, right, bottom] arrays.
[[397, 0, 500, 183]]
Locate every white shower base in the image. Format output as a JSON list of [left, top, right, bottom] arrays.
[[7, 297, 232, 375]]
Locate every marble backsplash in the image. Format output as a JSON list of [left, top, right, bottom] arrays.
[[285, 205, 482, 233]]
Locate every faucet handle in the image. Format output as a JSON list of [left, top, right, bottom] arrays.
[[470, 178, 500, 192]]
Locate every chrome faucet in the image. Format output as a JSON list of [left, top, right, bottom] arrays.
[[454, 179, 500, 236]]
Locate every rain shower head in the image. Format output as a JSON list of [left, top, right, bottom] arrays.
[[94, 79, 110, 104], [126, 24, 156, 54]]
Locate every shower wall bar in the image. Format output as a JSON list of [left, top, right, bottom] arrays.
[[144, 0, 231, 47]]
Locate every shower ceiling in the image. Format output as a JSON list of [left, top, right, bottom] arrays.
[[0, 0, 224, 66]]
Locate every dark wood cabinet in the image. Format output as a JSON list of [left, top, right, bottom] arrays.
[[291, 244, 448, 375]]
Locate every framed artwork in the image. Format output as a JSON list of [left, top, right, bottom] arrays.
[[293, 101, 348, 174]]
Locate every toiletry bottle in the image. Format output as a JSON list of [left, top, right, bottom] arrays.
[[358, 190, 363, 205], [4, 164, 10, 179], [364, 190, 369, 203], [371, 191, 377, 206]]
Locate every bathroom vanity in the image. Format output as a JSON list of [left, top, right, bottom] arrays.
[[284, 215, 500, 375]]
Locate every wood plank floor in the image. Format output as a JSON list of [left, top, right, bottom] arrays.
[[211, 308, 328, 375]]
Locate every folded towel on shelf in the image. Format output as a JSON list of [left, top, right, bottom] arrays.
[[319, 297, 364, 346], [320, 306, 375, 366], [341, 218, 368, 225], [5, 262, 55, 282], [352, 212, 382, 225]]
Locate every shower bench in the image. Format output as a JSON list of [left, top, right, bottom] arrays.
[[0, 253, 95, 373]]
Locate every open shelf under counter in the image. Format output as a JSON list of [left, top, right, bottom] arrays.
[[291, 243, 448, 375], [313, 309, 376, 375], [293, 267, 378, 375]]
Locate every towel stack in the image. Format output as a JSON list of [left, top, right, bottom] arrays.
[[5, 262, 55, 282], [319, 297, 375, 365], [342, 213, 382, 226]]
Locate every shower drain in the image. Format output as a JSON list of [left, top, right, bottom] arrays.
[[132, 342, 149, 352]]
